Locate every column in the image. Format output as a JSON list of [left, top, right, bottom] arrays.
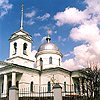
[[9, 86, 19, 100], [3, 74, 7, 95], [79, 77, 82, 95], [84, 79, 87, 96], [53, 83, 62, 100], [12, 72, 16, 86]]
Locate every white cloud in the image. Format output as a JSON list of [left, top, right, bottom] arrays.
[[41, 36, 47, 43], [40, 26, 49, 30], [64, 53, 71, 57], [59, 0, 100, 70], [54, 0, 100, 26], [62, 59, 83, 71], [85, 0, 100, 14], [62, 38, 100, 70], [25, 10, 36, 18], [62, 44, 100, 71], [54, 7, 88, 26], [70, 24, 100, 43], [25, 9, 36, 26], [58, 36, 66, 42], [34, 33, 41, 37], [41, 26, 52, 33], [0, 0, 13, 18], [63, 59, 75, 70], [25, 18, 35, 25], [73, 45, 95, 62], [30, 50, 37, 61], [37, 13, 50, 21], [91, 41, 100, 55]]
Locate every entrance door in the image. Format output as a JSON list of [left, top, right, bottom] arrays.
[[7, 81, 12, 94]]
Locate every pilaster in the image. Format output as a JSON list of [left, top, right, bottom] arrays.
[[12, 72, 16, 86], [3, 74, 7, 95]]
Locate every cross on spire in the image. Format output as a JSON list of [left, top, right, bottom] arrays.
[[20, 2, 24, 30], [46, 29, 51, 43]]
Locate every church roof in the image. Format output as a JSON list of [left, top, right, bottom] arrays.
[[0, 61, 83, 76], [38, 42, 59, 52], [0, 61, 39, 74], [36, 34, 63, 57], [9, 29, 32, 42], [9, 3, 32, 43]]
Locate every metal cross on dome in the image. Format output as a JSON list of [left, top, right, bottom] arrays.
[[46, 29, 52, 43], [47, 29, 52, 35]]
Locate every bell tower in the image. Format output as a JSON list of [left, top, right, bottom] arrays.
[[6, 3, 34, 68], [9, 30, 32, 59]]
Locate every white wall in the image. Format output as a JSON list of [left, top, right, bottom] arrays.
[[18, 72, 39, 92], [7, 37, 35, 68], [36, 54, 62, 70], [41, 71, 71, 92], [6, 57, 35, 68], [9, 38, 31, 59]]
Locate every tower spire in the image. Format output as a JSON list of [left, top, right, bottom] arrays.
[[46, 29, 51, 43], [20, 2, 24, 30]]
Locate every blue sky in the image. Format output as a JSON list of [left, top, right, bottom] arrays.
[[0, 0, 100, 70]]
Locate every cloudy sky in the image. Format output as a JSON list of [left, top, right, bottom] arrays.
[[0, 0, 100, 70]]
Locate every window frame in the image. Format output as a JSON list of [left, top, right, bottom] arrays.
[[47, 81, 51, 92], [30, 81, 33, 92], [49, 57, 52, 64], [23, 43, 27, 55], [13, 42, 17, 54]]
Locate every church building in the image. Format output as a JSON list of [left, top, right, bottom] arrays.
[[0, 4, 85, 97]]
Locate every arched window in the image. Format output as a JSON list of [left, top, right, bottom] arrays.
[[74, 82, 80, 93], [48, 81, 51, 92], [14, 42, 17, 54], [64, 82, 66, 92], [40, 58, 43, 66], [40, 58, 43, 70], [16, 81, 19, 88], [59, 58, 60, 66], [2, 83, 3, 93], [23, 43, 27, 55], [49, 57, 52, 64], [30, 81, 33, 92]]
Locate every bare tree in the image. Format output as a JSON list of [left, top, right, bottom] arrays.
[[80, 62, 100, 99]]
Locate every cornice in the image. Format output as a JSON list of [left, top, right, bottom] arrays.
[[9, 29, 32, 43], [7, 56, 34, 62], [41, 67, 71, 75], [9, 35, 32, 43], [35, 50, 63, 58], [0, 63, 39, 73], [0, 61, 12, 66]]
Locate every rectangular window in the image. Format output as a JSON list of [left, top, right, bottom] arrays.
[[30, 82, 33, 92], [2, 83, 3, 93], [64, 82, 66, 92], [48, 82, 51, 92], [49, 57, 52, 64]]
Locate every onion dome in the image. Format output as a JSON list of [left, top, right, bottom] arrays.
[[35, 34, 63, 57]]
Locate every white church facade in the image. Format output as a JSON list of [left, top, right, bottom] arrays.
[[0, 4, 85, 97]]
